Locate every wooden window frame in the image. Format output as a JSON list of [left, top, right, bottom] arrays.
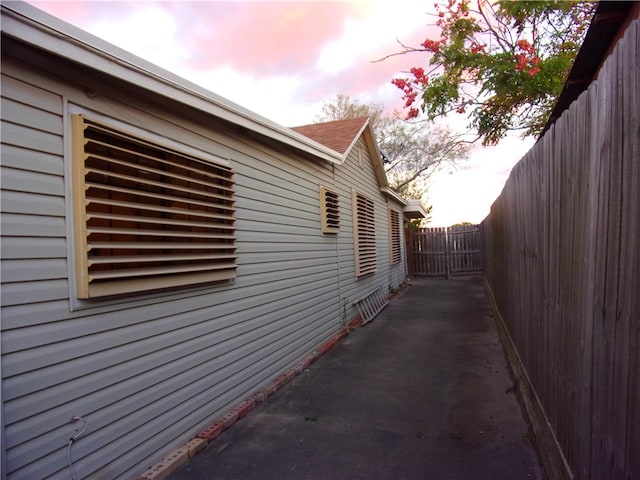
[[353, 190, 376, 277], [320, 186, 340, 234], [389, 209, 401, 265], [71, 114, 236, 299]]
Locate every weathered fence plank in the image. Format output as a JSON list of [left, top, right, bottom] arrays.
[[622, 23, 640, 480], [482, 19, 639, 480]]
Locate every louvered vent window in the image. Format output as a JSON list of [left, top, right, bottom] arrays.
[[71, 114, 236, 299], [389, 209, 401, 265], [353, 191, 376, 277], [320, 186, 339, 234]]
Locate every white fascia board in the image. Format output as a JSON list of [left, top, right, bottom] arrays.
[[360, 124, 391, 190], [380, 187, 408, 206], [1, 2, 343, 165], [403, 199, 429, 218], [339, 118, 370, 162]]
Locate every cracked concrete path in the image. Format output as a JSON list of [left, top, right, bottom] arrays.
[[168, 277, 544, 480]]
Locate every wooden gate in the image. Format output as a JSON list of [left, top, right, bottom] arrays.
[[406, 225, 483, 277]]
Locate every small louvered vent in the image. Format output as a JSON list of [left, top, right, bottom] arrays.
[[320, 187, 340, 234], [390, 209, 401, 265], [353, 191, 376, 277], [71, 114, 236, 299]]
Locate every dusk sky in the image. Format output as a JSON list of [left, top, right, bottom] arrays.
[[26, 0, 534, 226]]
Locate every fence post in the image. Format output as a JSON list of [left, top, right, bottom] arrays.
[[445, 227, 451, 279]]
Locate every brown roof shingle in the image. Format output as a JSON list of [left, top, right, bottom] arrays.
[[291, 117, 369, 155]]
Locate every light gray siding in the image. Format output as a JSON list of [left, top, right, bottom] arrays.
[[332, 142, 407, 324], [388, 206, 408, 289], [0, 55, 342, 479], [1, 43, 407, 480]]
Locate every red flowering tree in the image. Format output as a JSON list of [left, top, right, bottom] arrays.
[[386, 0, 595, 145]]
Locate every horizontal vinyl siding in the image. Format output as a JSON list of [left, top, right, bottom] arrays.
[[0, 70, 66, 478], [4, 284, 338, 461], [333, 140, 395, 323], [389, 211, 408, 288], [0, 73, 67, 316], [0, 75, 67, 309], [1, 58, 342, 480]]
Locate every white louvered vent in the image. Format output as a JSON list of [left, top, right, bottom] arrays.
[[320, 186, 339, 234], [353, 191, 376, 277], [71, 114, 236, 299]]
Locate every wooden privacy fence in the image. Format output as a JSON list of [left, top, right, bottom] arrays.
[[482, 20, 639, 480], [406, 225, 482, 277]]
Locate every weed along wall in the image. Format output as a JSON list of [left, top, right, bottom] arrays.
[[482, 18, 639, 480]]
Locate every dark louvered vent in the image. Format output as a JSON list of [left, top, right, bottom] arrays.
[[353, 191, 376, 277], [390, 209, 401, 265], [320, 186, 339, 234], [71, 114, 236, 298]]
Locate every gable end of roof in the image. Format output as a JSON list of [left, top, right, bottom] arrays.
[[291, 117, 369, 158]]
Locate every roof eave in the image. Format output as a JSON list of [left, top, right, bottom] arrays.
[[339, 117, 371, 162], [403, 199, 429, 219], [360, 124, 391, 191], [380, 187, 409, 206]]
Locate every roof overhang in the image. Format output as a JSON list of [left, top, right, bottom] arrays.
[[403, 199, 429, 219], [380, 187, 408, 206], [1, 1, 343, 165], [358, 122, 392, 191], [342, 118, 370, 159]]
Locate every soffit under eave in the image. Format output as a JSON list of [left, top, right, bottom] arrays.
[[380, 187, 409, 206], [403, 200, 429, 219]]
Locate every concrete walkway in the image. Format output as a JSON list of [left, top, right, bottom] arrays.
[[168, 277, 544, 480]]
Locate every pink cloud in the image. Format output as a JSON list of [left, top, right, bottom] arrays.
[[27, 1, 365, 76], [290, 26, 433, 111], [27, 1, 356, 71], [28, 1, 137, 27], [169, 2, 368, 76], [25, 1, 437, 119]]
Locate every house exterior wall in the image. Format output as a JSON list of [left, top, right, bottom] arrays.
[[332, 141, 407, 325], [1, 42, 406, 480], [388, 206, 408, 289]]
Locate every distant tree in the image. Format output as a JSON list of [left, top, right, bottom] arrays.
[[377, 119, 468, 199], [315, 94, 469, 200], [406, 216, 430, 229], [382, 0, 595, 145], [451, 221, 474, 227], [315, 93, 384, 128]]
